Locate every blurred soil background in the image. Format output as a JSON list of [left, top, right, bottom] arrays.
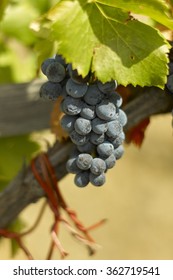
[[0, 114, 173, 260]]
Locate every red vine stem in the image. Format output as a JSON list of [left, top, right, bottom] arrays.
[[0, 201, 48, 259], [16, 238, 34, 260], [35, 153, 102, 257], [41, 153, 102, 245], [0, 229, 34, 260], [51, 220, 68, 259], [33, 153, 105, 256], [31, 157, 59, 215]]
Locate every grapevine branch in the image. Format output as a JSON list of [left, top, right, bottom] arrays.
[[0, 79, 53, 137], [0, 82, 172, 229], [0, 80, 172, 137]]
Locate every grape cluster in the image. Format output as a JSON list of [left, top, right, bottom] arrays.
[[40, 55, 127, 187]]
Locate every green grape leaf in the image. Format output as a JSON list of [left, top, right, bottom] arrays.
[[33, 0, 169, 87], [97, 0, 173, 30], [0, 134, 40, 192]]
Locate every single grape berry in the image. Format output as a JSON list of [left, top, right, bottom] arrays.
[[104, 154, 116, 169], [60, 115, 77, 133], [96, 99, 116, 121], [66, 157, 81, 174], [97, 141, 114, 158], [41, 58, 55, 75], [111, 132, 125, 148], [76, 153, 93, 170], [90, 158, 106, 175], [45, 61, 66, 82], [74, 171, 90, 187], [89, 172, 106, 187], [70, 130, 89, 146], [66, 78, 88, 98], [84, 84, 103, 105], [90, 132, 105, 145], [80, 104, 96, 120], [106, 120, 122, 138], [91, 118, 108, 134], [40, 81, 62, 101], [74, 117, 92, 135], [61, 96, 83, 115], [119, 109, 128, 126], [113, 145, 124, 160]]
